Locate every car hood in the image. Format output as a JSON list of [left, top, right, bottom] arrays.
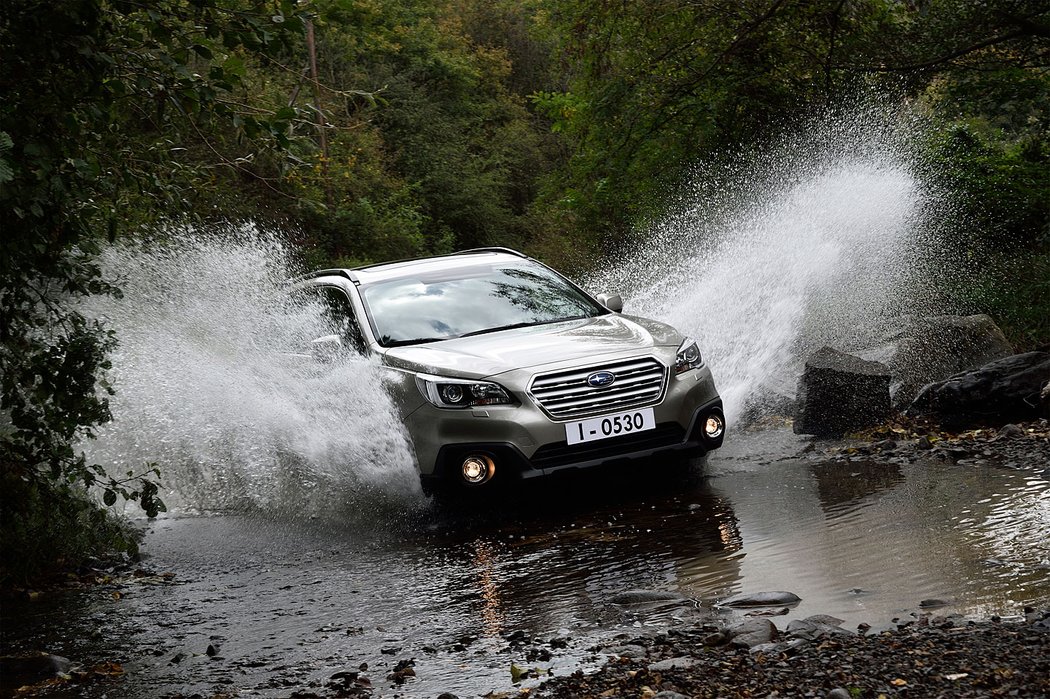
[[382, 314, 682, 379]]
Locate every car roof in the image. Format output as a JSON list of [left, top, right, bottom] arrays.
[[303, 248, 532, 285]]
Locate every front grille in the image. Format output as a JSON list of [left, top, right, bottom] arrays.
[[529, 357, 667, 420], [530, 423, 686, 469]]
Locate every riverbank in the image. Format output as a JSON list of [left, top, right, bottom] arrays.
[[533, 613, 1050, 699]]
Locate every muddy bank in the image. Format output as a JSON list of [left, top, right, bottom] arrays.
[[534, 615, 1050, 699]]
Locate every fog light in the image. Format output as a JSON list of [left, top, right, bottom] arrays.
[[704, 414, 725, 440], [461, 454, 495, 485]]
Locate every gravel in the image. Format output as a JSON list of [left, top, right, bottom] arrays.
[[535, 618, 1050, 699]]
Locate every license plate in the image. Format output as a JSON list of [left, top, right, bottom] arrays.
[[565, 408, 656, 445]]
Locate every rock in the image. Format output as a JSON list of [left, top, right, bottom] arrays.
[[0, 653, 71, 689], [610, 644, 648, 659], [786, 618, 854, 641], [647, 656, 701, 672], [794, 348, 891, 438], [908, 352, 1050, 428], [827, 689, 852, 699], [727, 618, 778, 648], [1042, 381, 1050, 418], [853, 314, 1013, 407], [653, 692, 691, 699], [609, 590, 690, 605], [718, 591, 802, 608], [997, 423, 1025, 440], [920, 598, 950, 609]]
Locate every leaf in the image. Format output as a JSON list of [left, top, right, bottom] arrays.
[[103, 489, 117, 506]]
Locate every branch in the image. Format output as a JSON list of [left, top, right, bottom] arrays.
[[842, 28, 1033, 73]]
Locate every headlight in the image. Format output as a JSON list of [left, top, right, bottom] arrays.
[[675, 338, 703, 374], [416, 374, 515, 409]]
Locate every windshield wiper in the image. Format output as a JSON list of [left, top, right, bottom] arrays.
[[457, 320, 554, 339], [384, 337, 446, 347]]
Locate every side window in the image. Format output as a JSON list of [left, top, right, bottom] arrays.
[[292, 285, 366, 354], [318, 286, 366, 354]]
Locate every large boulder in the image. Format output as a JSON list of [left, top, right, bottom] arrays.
[[794, 348, 891, 438], [908, 351, 1050, 428], [1042, 380, 1050, 419], [854, 314, 1013, 407]]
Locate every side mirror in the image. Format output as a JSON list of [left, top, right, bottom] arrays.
[[596, 293, 623, 313], [310, 334, 343, 363]]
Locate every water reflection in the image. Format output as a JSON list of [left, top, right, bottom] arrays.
[[419, 467, 744, 630], [810, 461, 905, 513]]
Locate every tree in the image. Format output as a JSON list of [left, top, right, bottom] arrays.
[[0, 0, 305, 581]]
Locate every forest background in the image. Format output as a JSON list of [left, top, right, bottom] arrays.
[[1, 0, 1047, 580]]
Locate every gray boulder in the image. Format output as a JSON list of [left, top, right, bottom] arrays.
[[718, 591, 802, 608], [853, 314, 1013, 407], [1042, 380, 1050, 418], [608, 589, 690, 606], [727, 618, 778, 648], [908, 352, 1050, 428], [794, 348, 891, 438]]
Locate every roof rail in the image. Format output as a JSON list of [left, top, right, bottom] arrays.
[[453, 247, 528, 258], [296, 268, 357, 282]]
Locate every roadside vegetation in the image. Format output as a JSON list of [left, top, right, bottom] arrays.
[[1, 0, 1047, 583]]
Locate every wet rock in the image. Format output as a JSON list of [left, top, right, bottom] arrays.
[[854, 314, 1014, 406], [786, 618, 853, 641], [745, 606, 789, 617], [504, 630, 528, 645], [872, 438, 898, 451], [648, 656, 701, 672], [0, 653, 72, 689], [718, 590, 802, 608], [727, 618, 778, 648], [387, 658, 416, 684], [610, 644, 648, 659], [437, 694, 460, 699], [794, 348, 891, 438], [908, 352, 1050, 428], [920, 598, 951, 609], [548, 637, 569, 649], [609, 589, 690, 605], [997, 423, 1025, 440], [328, 669, 373, 693]]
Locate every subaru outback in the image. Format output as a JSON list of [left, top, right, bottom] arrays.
[[294, 248, 725, 491]]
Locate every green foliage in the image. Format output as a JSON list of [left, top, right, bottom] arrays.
[[276, 0, 561, 263], [0, 0, 306, 581], [0, 470, 143, 586], [537, 0, 1049, 249]]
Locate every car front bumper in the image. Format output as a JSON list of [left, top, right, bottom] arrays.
[[402, 362, 724, 486]]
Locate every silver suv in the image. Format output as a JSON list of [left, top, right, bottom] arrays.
[[296, 248, 724, 491]]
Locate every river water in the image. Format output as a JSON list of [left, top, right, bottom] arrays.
[[4, 432, 1049, 698]]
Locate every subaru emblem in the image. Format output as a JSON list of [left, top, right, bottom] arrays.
[[587, 371, 616, 388]]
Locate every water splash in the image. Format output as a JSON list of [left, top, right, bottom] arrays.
[[590, 101, 951, 422], [82, 228, 423, 516]]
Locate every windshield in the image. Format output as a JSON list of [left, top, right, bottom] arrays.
[[360, 261, 606, 347]]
